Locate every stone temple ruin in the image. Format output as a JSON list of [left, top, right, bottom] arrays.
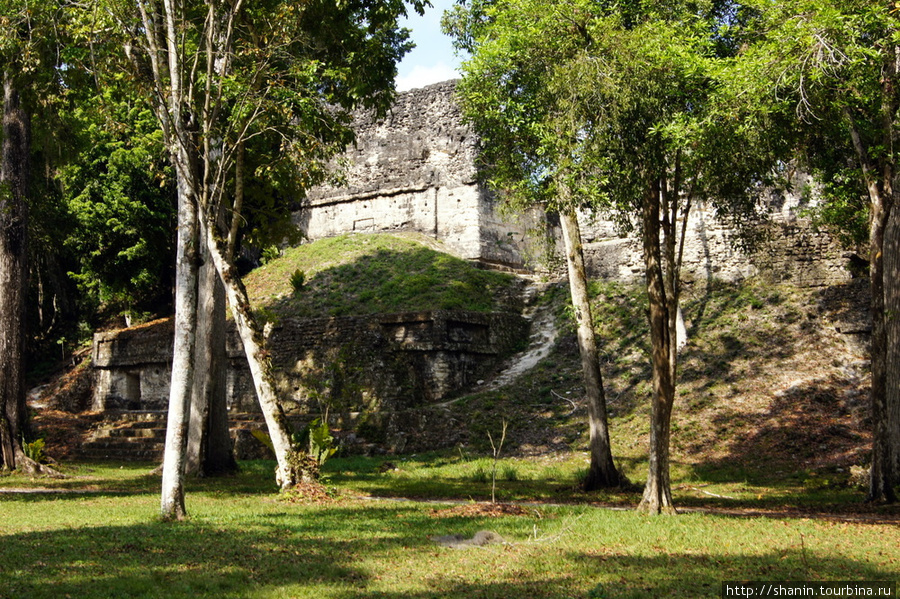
[[295, 80, 850, 285], [89, 80, 855, 457]]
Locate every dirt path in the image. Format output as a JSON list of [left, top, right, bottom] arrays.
[[433, 290, 559, 409], [486, 301, 558, 391]]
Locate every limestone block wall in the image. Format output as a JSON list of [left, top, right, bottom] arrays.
[[296, 80, 535, 268], [226, 310, 528, 419], [297, 79, 850, 285], [92, 319, 175, 411], [92, 311, 527, 420], [576, 182, 851, 287]]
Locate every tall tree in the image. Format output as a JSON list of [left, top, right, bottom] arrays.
[[733, 0, 899, 503], [0, 0, 70, 474], [448, 0, 786, 512], [0, 73, 30, 472], [92, 0, 422, 516]]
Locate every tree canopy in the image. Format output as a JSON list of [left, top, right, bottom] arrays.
[[447, 0, 796, 512], [729, 0, 900, 502]]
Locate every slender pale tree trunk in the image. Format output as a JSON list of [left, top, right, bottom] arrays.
[[160, 161, 200, 520], [0, 75, 29, 471], [638, 180, 677, 514], [200, 203, 314, 489], [558, 206, 620, 489]]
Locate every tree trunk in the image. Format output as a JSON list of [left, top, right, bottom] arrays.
[[185, 216, 237, 477], [558, 208, 620, 489], [843, 52, 900, 503], [200, 204, 314, 490], [869, 192, 898, 502], [637, 181, 677, 514], [160, 168, 200, 520], [0, 75, 29, 471], [884, 201, 900, 499]]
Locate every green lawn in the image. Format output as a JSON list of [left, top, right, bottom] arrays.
[[1, 461, 897, 599]]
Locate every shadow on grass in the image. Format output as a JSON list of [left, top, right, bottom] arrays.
[[0, 460, 281, 502], [2, 507, 896, 599], [349, 550, 897, 599], [694, 376, 870, 483], [1, 505, 426, 599]]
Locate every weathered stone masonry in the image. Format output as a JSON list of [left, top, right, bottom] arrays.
[[300, 79, 852, 285], [296, 80, 539, 269], [93, 311, 527, 419]]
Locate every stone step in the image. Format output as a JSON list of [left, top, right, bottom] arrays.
[[70, 411, 280, 461], [93, 427, 166, 439], [82, 438, 166, 450], [102, 410, 168, 423]]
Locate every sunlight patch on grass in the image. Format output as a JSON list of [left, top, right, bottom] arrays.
[[0, 465, 896, 599]]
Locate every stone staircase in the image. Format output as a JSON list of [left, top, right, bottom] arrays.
[[75, 411, 271, 461], [77, 411, 167, 461]]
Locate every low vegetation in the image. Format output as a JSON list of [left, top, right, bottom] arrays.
[[243, 233, 522, 319]]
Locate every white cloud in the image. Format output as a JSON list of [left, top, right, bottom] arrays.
[[396, 63, 459, 92]]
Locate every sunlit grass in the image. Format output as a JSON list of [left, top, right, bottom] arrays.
[[243, 233, 520, 318], [0, 461, 897, 599]]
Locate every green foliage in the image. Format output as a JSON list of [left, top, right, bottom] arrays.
[[21, 438, 45, 464], [290, 269, 306, 295], [295, 418, 338, 467], [470, 462, 491, 483], [448, 0, 788, 222], [727, 0, 896, 250], [501, 465, 519, 482], [59, 89, 176, 317]]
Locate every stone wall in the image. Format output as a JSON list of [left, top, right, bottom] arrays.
[[296, 80, 538, 268], [93, 319, 175, 411], [93, 311, 527, 420], [301, 79, 853, 286], [577, 188, 851, 287]]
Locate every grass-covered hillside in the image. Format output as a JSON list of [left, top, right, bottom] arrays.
[[428, 276, 874, 507], [243, 233, 524, 319], [28, 234, 885, 514]]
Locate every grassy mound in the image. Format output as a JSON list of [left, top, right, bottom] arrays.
[[244, 233, 522, 318], [432, 276, 872, 504]]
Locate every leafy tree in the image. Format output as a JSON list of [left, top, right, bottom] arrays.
[[0, 0, 71, 474], [87, 0, 423, 518], [448, 0, 788, 512], [60, 89, 176, 319], [733, 0, 900, 502]]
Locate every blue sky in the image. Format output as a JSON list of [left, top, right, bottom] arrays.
[[395, 0, 464, 91]]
